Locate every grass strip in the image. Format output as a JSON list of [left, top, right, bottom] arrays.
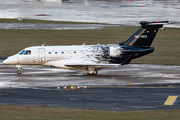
[[0, 26, 180, 65], [0, 105, 180, 120]]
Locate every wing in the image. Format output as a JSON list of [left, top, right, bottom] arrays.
[[42, 61, 120, 71], [65, 63, 121, 68]]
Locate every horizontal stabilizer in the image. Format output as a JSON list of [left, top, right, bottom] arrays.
[[140, 21, 170, 28]]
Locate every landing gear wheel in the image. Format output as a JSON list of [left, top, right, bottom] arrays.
[[87, 69, 98, 75], [17, 70, 22, 74], [92, 70, 98, 75]]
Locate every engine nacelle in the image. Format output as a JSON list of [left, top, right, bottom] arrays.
[[109, 46, 122, 57]]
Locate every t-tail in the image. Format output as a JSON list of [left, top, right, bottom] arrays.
[[119, 21, 169, 47], [119, 21, 169, 65]]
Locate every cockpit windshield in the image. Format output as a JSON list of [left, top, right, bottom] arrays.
[[18, 50, 25, 55], [18, 50, 31, 55]]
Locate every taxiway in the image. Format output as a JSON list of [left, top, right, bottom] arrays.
[[0, 23, 108, 30], [1, 60, 180, 111], [1, 59, 180, 88], [0, 86, 180, 111]]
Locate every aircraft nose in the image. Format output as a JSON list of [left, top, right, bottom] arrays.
[[3, 58, 10, 65], [3, 56, 17, 65]]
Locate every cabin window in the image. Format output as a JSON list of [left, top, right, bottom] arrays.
[[49, 52, 51, 54], [74, 51, 77, 53], [55, 52, 58, 54], [61, 52, 64, 54]]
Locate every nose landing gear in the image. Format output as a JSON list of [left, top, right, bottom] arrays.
[[16, 65, 22, 74]]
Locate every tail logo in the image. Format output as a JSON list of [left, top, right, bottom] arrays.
[[135, 35, 147, 39]]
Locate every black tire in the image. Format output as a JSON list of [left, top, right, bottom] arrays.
[[17, 70, 22, 74]]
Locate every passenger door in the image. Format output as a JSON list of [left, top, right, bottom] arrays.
[[38, 48, 45, 63]]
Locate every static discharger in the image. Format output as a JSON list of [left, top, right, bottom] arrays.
[[164, 96, 178, 105]]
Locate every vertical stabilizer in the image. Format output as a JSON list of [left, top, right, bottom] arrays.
[[120, 21, 169, 47]]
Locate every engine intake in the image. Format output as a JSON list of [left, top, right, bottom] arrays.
[[109, 46, 122, 57]]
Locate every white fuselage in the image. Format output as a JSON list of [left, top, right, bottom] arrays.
[[3, 45, 122, 73]]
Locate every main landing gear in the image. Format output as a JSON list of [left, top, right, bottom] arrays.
[[87, 69, 98, 75], [92, 69, 98, 75]]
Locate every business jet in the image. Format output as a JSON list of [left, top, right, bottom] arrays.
[[3, 21, 169, 75]]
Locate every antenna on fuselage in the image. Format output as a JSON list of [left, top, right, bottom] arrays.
[[41, 44, 44, 47], [82, 43, 85, 46]]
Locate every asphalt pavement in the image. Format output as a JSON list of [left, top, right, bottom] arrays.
[[0, 86, 179, 111], [0, 23, 108, 30], [0, 60, 180, 111]]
